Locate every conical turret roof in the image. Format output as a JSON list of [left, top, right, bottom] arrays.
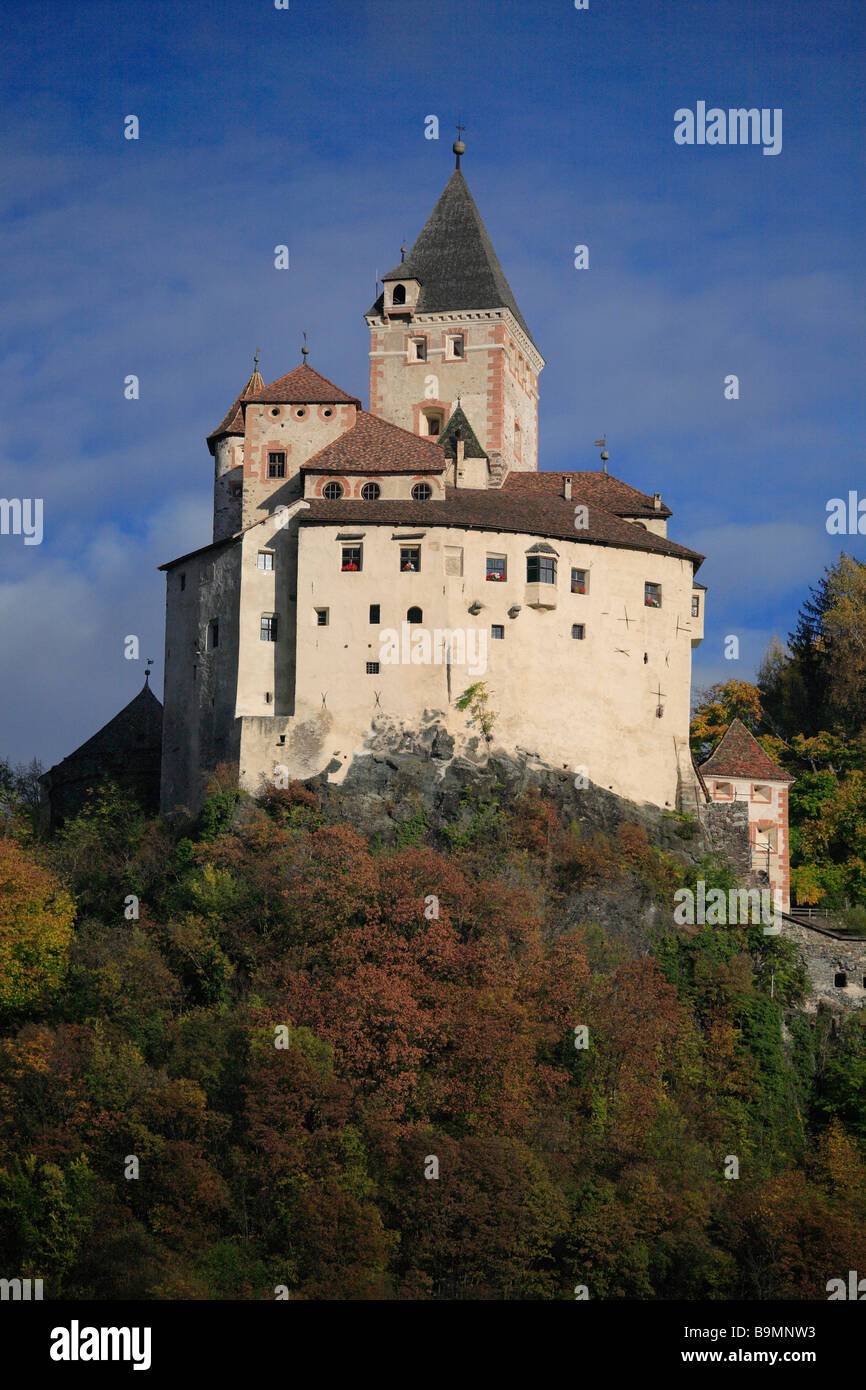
[[206, 362, 265, 454]]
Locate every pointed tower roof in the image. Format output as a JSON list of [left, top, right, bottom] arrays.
[[40, 678, 163, 784], [246, 363, 361, 406], [699, 718, 793, 782], [369, 169, 538, 351], [438, 404, 487, 460], [206, 359, 265, 455]]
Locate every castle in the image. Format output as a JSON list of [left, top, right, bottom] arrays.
[[39, 144, 846, 985], [158, 144, 714, 836]]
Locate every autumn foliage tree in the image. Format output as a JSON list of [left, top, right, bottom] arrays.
[[0, 839, 75, 1021]]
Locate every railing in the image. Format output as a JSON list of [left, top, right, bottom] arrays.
[[750, 846, 774, 874]]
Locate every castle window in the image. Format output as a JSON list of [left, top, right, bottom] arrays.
[[230, 483, 242, 497], [691, 594, 701, 618], [260, 614, 278, 642], [835, 973, 848, 988], [571, 568, 588, 595], [294, 407, 307, 419], [572, 624, 586, 640], [361, 482, 381, 501], [645, 582, 662, 608], [323, 408, 333, 418], [400, 546, 421, 572], [446, 334, 464, 360], [257, 551, 274, 570], [409, 337, 427, 362], [714, 781, 733, 800], [487, 556, 507, 581], [208, 619, 219, 650], [323, 481, 344, 500], [407, 606, 423, 624], [369, 604, 380, 624], [315, 608, 329, 626], [526, 555, 556, 584], [268, 452, 286, 479], [755, 825, 778, 853], [341, 545, 362, 571], [392, 283, 406, 305], [514, 421, 522, 459], [265, 691, 272, 704], [412, 482, 432, 501], [366, 661, 380, 674], [423, 413, 442, 437], [753, 784, 772, 803], [491, 624, 504, 640], [179, 573, 186, 591]]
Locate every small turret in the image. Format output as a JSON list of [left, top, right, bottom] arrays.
[[209, 354, 264, 542]]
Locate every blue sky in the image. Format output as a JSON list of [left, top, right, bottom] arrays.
[[1, 0, 863, 767]]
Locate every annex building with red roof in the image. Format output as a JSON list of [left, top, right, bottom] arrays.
[[159, 145, 710, 819], [699, 718, 794, 911]]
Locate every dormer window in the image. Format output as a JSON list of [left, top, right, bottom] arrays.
[[361, 482, 381, 501], [411, 482, 432, 501], [323, 481, 344, 500], [392, 283, 406, 305]]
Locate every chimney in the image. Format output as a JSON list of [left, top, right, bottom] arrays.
[[653, 492, 661, 510], [562, 476, 572, 500]]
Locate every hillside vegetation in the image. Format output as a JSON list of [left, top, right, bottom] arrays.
[[1, 764, 865, 1301]]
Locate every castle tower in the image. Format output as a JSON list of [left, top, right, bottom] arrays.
[[207, 356, 264, 542], [365, 142, 544, 480]]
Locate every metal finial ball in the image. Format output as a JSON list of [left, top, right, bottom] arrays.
[[453, 140, 465, 156], [600, 450, 609, 461]]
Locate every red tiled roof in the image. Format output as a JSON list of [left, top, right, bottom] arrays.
[[504, 470, 672, 519], [700, 719, 793, 782], [246, 364, 361, 406], [302, 409, 447, 475], [206, 365, 264, 454], [298, 484, 704, 566]]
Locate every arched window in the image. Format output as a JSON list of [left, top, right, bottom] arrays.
[[412, 482, 432, 501], [361, 482, 381, 501], [392, 283, 406, 305], [323, 481, 343, 500], [407, 606, 423, 624]]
